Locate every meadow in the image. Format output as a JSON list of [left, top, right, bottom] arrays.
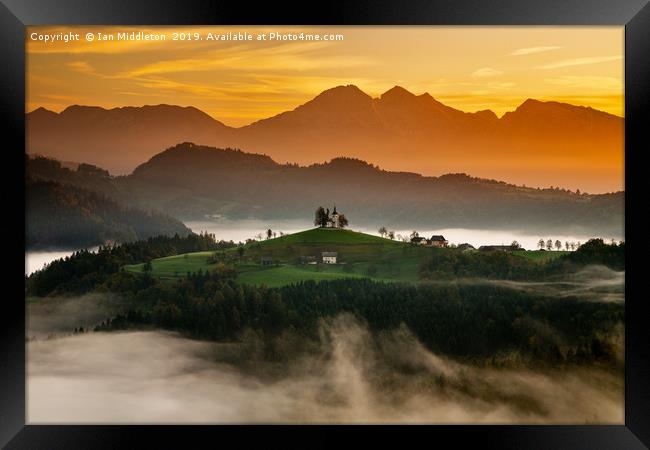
[[123, 228, 571, 287]]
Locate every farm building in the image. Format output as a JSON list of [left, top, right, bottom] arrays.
[[260, 256, 274, 266], [429, 235, 448, 247], [322, 252, 338, 264], [410, 236, 428, 245], [478, 245, 522, 252]]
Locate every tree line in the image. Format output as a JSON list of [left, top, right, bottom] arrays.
[[26, 233, 234, 297], [91, 270, 623, 368], [419, 238, 624, 281]]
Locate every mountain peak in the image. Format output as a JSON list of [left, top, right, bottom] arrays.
[[511, 98, 618, 119], [61, 105, 106, 115], [28, 107, 58, 119], [30, 106, 54, 114], [381, 85, 416, 100], [314, 84, 371, 101], [516, 98, 544, 110]]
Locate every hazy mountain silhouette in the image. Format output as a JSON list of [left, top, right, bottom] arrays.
[[26, 162, 191, 250], [28, 144, 623, 236], [28, 104, 233, 174], [27, 85, 624, 192]]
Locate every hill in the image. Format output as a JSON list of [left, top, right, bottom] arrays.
[[122, 229, 623, 288], [26, 85, 623, 192], [27, 146, 623, 236], [26, 178, 191, 250], [121, 144, 623, 235], [124, 228, 430, 286]]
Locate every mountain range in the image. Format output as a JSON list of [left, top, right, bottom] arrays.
[[27, 144, 624, 237], [26, 85, 624, 193]]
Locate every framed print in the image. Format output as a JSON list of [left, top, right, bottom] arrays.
[[2, 0, 649, 448]]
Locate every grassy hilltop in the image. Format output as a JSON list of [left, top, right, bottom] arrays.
[[124, 228, 426, 286], [123, 227, 568, 287]]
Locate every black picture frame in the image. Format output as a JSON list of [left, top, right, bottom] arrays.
[[2, 0, 648, 448]]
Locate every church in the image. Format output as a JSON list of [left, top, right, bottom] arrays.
[[325, 206, 341, 228], [316, 205, 347, 229]]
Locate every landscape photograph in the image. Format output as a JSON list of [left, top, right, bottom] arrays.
[[25, 25, 625, 423]]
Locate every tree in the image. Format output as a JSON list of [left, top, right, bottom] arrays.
[[337, 214, 349, 229], [314, 206, 328, 227], [237, 246, 245, 261], [565, 241, 570, 251], [266, 229, 273, 240], [538, 239, 545, 250], [511, 240, 521, 249], [410, 230, 419, 239], [143, 259, 153, 273], [546, 239, 553, 251], [388, 230, 395, 240], [555, 240, 562, 251], [378, 226, 387, 238], [569, 242, 575, 251]]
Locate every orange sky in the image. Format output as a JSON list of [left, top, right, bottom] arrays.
[[27, 26, 624, 126], [26, 26, 624, 193]]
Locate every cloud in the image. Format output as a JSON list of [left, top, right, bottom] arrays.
[[509, 46, 562, 56], [423, 266, 625, 304], [27, 293, 129, 339], [119, 42, 373, 78], [544, 75, 622, 90], [66, 61, 96, 75], [471, 67, 503, 78], [536, 55, 622, 70], [28, 315, 624, 424]]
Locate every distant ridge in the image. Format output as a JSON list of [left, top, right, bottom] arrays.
[[27, 85, 623, 192], [27, 143, 624, 236]]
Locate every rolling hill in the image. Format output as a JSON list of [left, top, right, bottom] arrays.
[[26, 85, 624, 192], [122, 227, 572, 288], [26, 177, 191, 250], [124, 227, 429, 286], [27, 145, 624, 236]]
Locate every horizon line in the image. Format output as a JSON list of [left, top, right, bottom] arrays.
[[25, 83, 624, 128]]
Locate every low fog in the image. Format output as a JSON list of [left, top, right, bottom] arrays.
[[184, 220, 621, 253], [466, 266, 624, 304], [28, 314, 623, 424], [27, 293, 129, 339]]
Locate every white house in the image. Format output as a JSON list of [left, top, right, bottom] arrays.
[[322, 251, 338, 264], [410, 236, 428, 245]]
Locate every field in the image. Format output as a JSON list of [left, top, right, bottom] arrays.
[[124, 252, 215, 280], [124, 228, 569, 287], [124, 228, 427, 284], [236, 264, 367, 287]]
